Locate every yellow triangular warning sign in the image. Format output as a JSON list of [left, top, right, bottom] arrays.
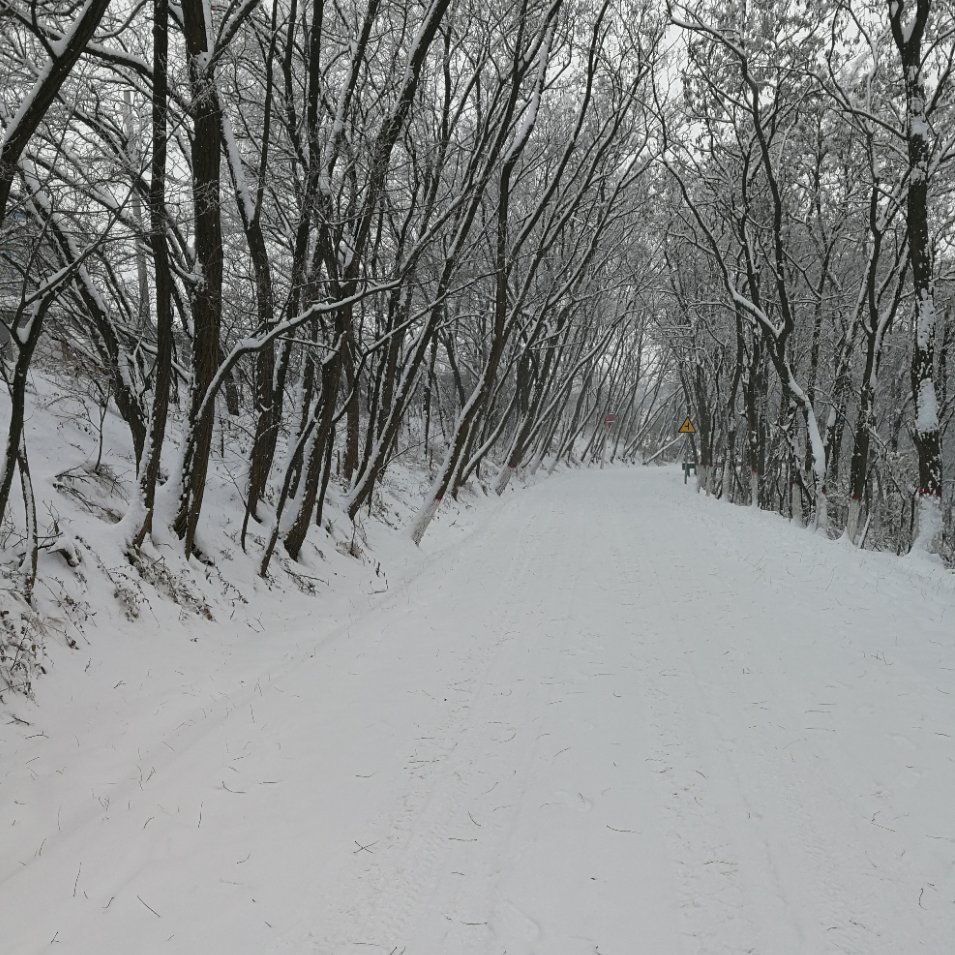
[[678, 416, 695, 434]]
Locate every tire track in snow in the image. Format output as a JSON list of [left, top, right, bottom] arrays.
[[310, 498, 551, 953], [312, 476, 689, 954]]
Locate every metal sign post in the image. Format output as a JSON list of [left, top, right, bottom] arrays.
[[679, 416, 696, 484]]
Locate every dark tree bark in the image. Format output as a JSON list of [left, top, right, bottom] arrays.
[[888, 0, 944, 518], [173, 0, 226, 554], [0, 293, 54, 529], [134, 0, 175, 545]]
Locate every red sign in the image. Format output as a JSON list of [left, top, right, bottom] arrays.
[[604, 413, 616, 426]]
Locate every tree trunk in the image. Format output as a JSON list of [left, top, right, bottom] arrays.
[[889, 0, 944, 550], [133, 0, 174, 545], [173, 0, 225, 555]]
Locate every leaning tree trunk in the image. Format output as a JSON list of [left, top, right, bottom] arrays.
[[283, 343, 343, 562]]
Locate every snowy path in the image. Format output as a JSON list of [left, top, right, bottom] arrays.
[[3, 467, 955, 954]]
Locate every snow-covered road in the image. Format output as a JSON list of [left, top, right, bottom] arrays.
[[3, 467, 955, 954]]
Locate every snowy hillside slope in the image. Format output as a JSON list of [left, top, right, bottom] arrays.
[[2, 466, 954, 954], [0, 364, 488, 699]]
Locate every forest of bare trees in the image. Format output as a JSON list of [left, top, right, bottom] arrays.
[[1, 0, 953, 621]]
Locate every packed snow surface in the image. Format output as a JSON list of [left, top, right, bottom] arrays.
[[3, 467, 954, 954]]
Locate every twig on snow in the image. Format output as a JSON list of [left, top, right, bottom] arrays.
[[137, 895, 162, 918]]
